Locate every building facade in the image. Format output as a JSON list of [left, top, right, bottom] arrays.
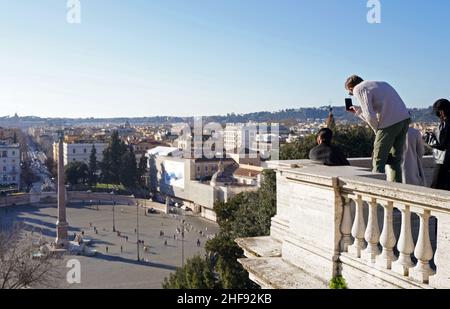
[[53, 142, 108, 166], [0, 143, 21, 186]]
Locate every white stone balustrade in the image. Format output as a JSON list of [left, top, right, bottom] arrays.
[[237, 161, 450, 289], [340, 176, 449, 287]]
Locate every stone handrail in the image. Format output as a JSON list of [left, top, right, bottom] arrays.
[[339, 175, 450, 288], [236, 162, 450, 289]]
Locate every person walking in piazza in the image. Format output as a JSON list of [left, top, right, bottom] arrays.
[[345, 75, 411, 182]]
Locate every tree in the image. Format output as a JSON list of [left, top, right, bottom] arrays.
[[44, 157, 57, 178], [280, 124, 375, 160], [119, 146, 138, 189], [162, 255, 218, 289], [137, 155, 148, 187], [0, 229, 62, 289], [163, 170, 277, 289], [65, 162, 88, 186], [88, 146, 98, 187], [101, 131, 127, 184], [21, 161, 39, 191], [280, 134, 316, 160]]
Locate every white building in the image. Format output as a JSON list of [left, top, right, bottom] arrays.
[[54, 142, 108, 166], [0, 143, 21, 186], [224, 123, 258, 153]]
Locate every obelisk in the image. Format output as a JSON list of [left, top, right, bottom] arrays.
[[55, 131, 69, 249]]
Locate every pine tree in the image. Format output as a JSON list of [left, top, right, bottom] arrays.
[[88, 145, 98, 187], [119, 146, 138, 188], [137, 155, 148, 186], [101, 131, 127, 184]]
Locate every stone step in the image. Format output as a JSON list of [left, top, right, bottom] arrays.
[[235, 236, 281, 258], [238, 257, 328, 289]]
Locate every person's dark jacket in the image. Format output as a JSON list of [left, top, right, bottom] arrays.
[[308, 143, 350, 167], [425, 120, 450, 190], [425, 120, 450, 166]]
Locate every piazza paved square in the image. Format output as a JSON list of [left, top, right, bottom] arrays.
[[0, 201, 219, 289]]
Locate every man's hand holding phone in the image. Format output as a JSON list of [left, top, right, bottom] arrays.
[[345, 98, 358, 114], [348, 106, 358, 114]]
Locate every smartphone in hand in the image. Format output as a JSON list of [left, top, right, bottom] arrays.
[[345, 98, 353, 111]]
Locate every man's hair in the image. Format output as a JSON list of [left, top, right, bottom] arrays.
[[317, 128, 333, 145], [433, 98, 450, 118], [345, 75, 364, 90]]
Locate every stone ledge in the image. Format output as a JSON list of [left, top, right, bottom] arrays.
[[235, 236, 282, 258], [238, 257, 328, 289]]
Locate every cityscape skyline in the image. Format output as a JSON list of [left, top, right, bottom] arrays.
[[1, 1, 450, 118]]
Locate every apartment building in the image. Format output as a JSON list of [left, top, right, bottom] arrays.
[[0, 142, 21, 186], [53, 142, 108, 166]]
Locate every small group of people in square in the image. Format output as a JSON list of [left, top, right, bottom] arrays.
[[309, 74, 450, 191]]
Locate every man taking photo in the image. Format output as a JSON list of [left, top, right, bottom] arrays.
[[345, 75, 411, 182]]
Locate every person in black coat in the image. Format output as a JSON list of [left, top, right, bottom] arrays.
[[424, 99, 450, 190], [309, 128, 350, 166]]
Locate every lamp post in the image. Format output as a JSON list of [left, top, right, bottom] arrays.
[[181, 220, 185, 267], [180, 208, 187, 267], [87, 189, 92, 209], [133, 195, 140, 262], [110, 191, 116, 232]]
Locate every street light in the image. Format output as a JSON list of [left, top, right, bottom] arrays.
[[133, 195, 140, 262], [180, 208, 187, 268], [87, 190, 92, 209], [181, 219, 185, 267], [110, 191, 116, 232]]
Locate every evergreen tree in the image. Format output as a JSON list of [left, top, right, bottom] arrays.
[[88, 145, 98, 187], [44, 157, 57, 178], [280, 124, 375, 160], [101, 131, 127, 184], [65, 162, 88, 186], [119, 146, 138, 188], [163, 169, 277, 289], [137, 155, 148, 187], [162, 255, 218, 289]]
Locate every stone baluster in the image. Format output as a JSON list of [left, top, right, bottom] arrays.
[[392, 205, 415, 276], [348, 195, 366, 258], [363, 198, 380, 263], [377, 201, 397, 269], [340, 197, 353, 252], [411, 210, 435, 284]]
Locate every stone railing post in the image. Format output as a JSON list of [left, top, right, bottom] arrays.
[[340, 197, 353, 252], [348, 195, 366, 258], [410, 210, 435, 284], [392, 204, 415, 276], [377, 201, 397, 269], [362, 198, 380, 263]]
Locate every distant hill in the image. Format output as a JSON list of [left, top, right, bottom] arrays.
[[0, 106, 436, 127]]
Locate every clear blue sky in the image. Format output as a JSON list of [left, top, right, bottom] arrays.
[[0, 0, 449, 118]]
